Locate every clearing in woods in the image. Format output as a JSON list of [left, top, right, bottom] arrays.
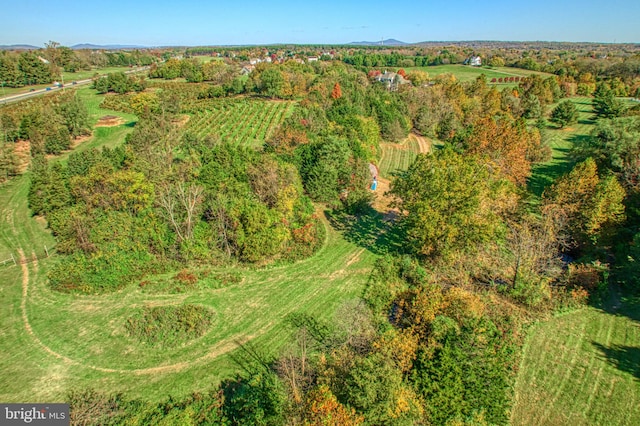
[[373, 133, 432, 216]]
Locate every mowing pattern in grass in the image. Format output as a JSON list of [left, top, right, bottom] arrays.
[[125, 304, 214, 347], [378, 135, 431, 178], [0, 169, 376, 402], [528, 97, 596, 196], [187, 99, 294, 148], [511, 294, 640, 426]]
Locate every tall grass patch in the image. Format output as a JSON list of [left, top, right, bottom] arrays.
[[125, 304, 214, 347]]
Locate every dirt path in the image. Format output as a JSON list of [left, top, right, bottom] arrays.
[[16, 248, 256, 376], [412, 133, 431, 153]]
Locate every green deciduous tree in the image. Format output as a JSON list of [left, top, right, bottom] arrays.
[[391, 148, 512, 258], [259, 67, 285, 99], [57, 93, 91, 138], [581, 116, 640, 192]]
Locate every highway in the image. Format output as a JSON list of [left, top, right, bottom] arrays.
[[0, 66, 150, 105]]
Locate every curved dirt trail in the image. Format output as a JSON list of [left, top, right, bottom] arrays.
[[411, 133, 431, 153], [17, 249, 250, 375]]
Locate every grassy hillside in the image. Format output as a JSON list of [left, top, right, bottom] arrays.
[[406, 64, 550, 83]]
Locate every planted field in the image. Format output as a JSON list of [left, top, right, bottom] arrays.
[[187, 98, 294, 148], [378, 133, 432, 178], [511, 293, 640, 426]]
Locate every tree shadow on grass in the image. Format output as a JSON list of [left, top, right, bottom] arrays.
[[325, 206, 405, 256], [568, 133, 592, 151], [228, 338, 275, 375], [592, 342, 640, 381], [594, 283, 640, 321], [527, 147, 575, 196]]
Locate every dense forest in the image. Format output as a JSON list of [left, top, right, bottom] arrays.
[[1, 42, 639, 425]]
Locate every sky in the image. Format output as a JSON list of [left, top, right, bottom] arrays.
[[2, 0, 639, 47]]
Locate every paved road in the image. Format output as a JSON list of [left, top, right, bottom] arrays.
[[0, 66, 150, 105]]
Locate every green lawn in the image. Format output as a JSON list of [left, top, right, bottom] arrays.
[[511, 292, 640, 426]]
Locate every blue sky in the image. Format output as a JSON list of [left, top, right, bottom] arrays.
[[2, 0, 639, 46]]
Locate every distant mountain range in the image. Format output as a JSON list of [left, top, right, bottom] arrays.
[[349, 39, 408, 46], [70, 43, 148, 50], [0, 44, 40, 50]]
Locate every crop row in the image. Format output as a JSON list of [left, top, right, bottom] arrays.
[[186, 99, 294, 148]]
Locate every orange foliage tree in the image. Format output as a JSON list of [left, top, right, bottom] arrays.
[[304, 385, 364, 426], [466, 116, 540, 186], [331, 82, 342, 100]]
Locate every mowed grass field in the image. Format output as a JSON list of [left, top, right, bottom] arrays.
[[528, 96, 595, 196], [514, 96, 640, 425], [406, 64, 550, 83], [0, 88, 377, 403], [511, 293, 640, 426], [378, 133, 436, 178]]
